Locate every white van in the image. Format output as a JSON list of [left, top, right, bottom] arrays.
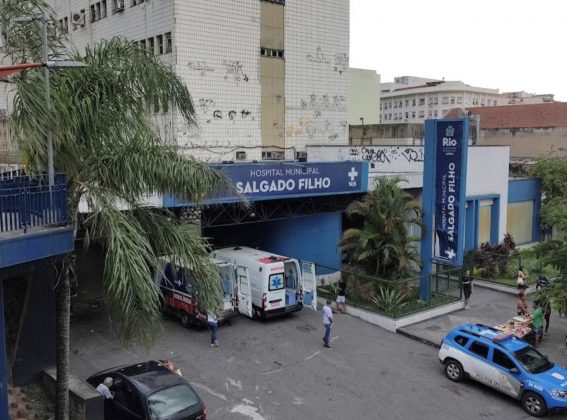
[[155, 257, 250, 327], [210, 246, 317, 319]]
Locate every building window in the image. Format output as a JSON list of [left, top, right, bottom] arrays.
[[405, 112, 408, 119], [411, 111, 416, 118], [165, 32, 172, 53], [450, 96, 455, 104], [493, 100, 497, 106], [101, 0, 107, 18], [147, 37, 154, 54], [405, 99, 409, 107], [412, 99, 416, 107], [418, 110, 424, 118], [457, 96, 463, 104], [507, 201, 534, 244], [428, 110, 432, 118], [260, 47, 284, 58], [434, 110, 438, 117], [139, 39, 146, 49], [263, 0, 285, 4], [131, 0, 145, 6], [419, 98, 425, 106], [112, 0, 125, 12], [90, 5, 96, 22], [433, 97, 438, 105], [156, 34, 163, 55], [442, 96, 448, 104], [394, 101, 397, 109]]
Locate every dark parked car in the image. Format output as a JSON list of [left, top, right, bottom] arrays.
[[87, 360, 206, 419]]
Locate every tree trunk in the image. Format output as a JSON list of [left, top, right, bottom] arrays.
[[55, 256, 72, 420]]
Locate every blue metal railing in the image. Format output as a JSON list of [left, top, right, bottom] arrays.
[[0, 170, 68, 233]]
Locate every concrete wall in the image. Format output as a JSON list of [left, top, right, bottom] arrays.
[[480, 126, 567, 159], [284, 0, 349, 150], [349, 68, 379, 125], [349, 124, 425, 145], [466, 146, 510, 242]]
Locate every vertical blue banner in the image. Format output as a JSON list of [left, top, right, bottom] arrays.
[[434, 121, 467, 264]]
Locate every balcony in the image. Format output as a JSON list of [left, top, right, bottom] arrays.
[[0, 170, 74, 269]]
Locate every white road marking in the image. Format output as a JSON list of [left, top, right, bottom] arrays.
[[305, 351, 321, 360], [226, 377, 243, 391], [190, 382, 228, 401], [230, 403, 267, 420]]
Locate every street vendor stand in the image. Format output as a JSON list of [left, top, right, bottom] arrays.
[[494, 315, 535, 344]]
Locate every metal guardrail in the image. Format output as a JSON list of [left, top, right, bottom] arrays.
[[316, 264, 462, 319], [0, 170, 67, 233]]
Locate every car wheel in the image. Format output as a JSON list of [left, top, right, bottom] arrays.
[[444, 359, 464, 382], [522, 391, 547, 417], [180, 312, 191, 328]]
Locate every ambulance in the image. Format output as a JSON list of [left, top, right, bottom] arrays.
[[210, 246, 317, 319], [155, 257, 250, 327]]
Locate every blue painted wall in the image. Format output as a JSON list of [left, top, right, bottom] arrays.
[[205, 212, 342, 274], [261, 213, 342, 273]]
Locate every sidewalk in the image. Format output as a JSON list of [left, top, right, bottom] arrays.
[[398, 287, 567, 367]]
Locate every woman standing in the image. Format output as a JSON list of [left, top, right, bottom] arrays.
[[517, 266, 528, 289]]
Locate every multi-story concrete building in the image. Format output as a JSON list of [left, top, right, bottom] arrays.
[[380, 76, 502, 124], [46, 0, 350, 162]]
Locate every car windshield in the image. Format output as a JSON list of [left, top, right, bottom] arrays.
[[514, 346, 554, 374], [147, 384, 200, 419]]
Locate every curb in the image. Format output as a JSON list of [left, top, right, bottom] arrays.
[[396, 328, 441, 349]]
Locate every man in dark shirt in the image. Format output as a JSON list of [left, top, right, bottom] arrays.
[[335, 279, 348, 314]]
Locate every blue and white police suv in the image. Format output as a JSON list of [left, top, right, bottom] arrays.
[[439, 324, 567, 417]]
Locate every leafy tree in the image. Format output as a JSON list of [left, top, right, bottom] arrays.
[[531, 157, 567, 317], [531, 156, 567, 271], [2, 1, 232, 418], [339, 177, 423, 279]]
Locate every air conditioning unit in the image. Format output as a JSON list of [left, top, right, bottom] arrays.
[[235, 151, 247, 161], [71, 11, 85, 26], [261, 151, 284, 161], [295, 151, 307, 162], [113, 0, 125, 12]]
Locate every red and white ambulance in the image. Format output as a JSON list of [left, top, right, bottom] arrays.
[[155, 257, 250, 327], [210, 246, 317, 319]]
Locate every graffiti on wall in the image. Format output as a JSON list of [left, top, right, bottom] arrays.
[[188, 61, 215, 76], [306, 47, 349, 75], [299, 94, 346, 110], [348, 146, 424, 164], [223, 60, 249, 84]]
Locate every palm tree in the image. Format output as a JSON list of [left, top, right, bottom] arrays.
[[2, 2, 232, 418], [339, 177, 423, 279]]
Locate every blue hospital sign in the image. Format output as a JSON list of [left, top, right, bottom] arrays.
[[213, 161, 368, 202], [434, 121, 466, 263], [163, 161, 369, 207]]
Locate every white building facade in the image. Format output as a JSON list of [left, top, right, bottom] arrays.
[[46, 0, 350, 162], [380, 76, 502, 124]]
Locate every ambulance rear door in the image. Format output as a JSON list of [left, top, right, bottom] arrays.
[[236, 266, 252, 318], [300, 261, 317, 311]]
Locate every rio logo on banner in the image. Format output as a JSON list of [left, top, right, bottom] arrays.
[[434, 121, 466, 264]]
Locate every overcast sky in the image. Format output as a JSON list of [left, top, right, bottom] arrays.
[[350, 0, 567, 101]]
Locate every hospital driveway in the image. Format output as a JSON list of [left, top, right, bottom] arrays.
[[70, 306, 541, 419]]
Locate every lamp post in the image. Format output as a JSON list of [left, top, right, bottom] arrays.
[[11, 15, 86, 191]]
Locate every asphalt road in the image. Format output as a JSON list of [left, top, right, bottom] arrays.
[[70, 306, 558, 419]]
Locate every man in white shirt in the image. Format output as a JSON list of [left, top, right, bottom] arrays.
[[322, 299, 333, 348], [96, 377, 114, 399]]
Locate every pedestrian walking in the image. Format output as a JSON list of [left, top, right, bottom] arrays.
[[335, 279, 348, 314], [462, 270, 473, 310], [532, 301, 544, 347], [544, 299, 552, 335], [322, 298, 333, 348], [207, 311, 219, 347]]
